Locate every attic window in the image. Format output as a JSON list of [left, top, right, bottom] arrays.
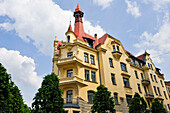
[[84, 38, 94, 48]]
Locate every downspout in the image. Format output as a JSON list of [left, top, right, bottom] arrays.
[[97, 52, 102, 85]]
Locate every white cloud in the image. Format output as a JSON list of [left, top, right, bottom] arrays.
[[93, 0, 113, 9], [0, 48, 43, 106], [125, 0, 141, 18], [142, 0, 170, 11], [0, 0, 105, 56], [134, 15, 170, 63]]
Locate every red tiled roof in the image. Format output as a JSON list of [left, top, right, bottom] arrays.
[[67, 24, 73, 32], [137, 53, 145, 61], [126, 50, 135, 57]]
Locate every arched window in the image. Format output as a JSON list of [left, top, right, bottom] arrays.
[[67, 35, 70, 43], [88, 91, 95, 103]]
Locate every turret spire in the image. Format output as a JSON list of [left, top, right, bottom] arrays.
[[74, 4, 84, 40]]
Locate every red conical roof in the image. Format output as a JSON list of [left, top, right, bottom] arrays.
[[75, 4, 82, 12], [67, 24, 73, 32]]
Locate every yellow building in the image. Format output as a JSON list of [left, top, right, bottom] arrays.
[[52, 4, 170, 113]]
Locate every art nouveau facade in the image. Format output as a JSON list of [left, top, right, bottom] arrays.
[[52, 4, 170, 113]]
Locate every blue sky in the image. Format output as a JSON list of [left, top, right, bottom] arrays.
[[0, 0, 170, 106]]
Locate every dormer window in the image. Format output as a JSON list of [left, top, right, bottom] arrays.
[[67, 35, 70, 43]]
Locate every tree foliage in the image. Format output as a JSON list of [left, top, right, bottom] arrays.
[[151, 98, 167, 113], [32, 73, 65, 113], [0, 63, 30, 113], [129, 93, 148, 113], [91, 85, 116, 113]]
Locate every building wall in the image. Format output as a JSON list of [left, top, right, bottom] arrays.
[[53, 33, 170, 113]]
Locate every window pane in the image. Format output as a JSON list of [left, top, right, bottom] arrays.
[[141, 73, 144, 79], [121, 63, 127, 71], [91, 72, 96, 82], [84, 53, 89, 62], [154, 86, 158, 95], [111, 74, 116, 85], [137, 84, 142, 93], [154, 75, 157, 82], [150, 74, 154, 82], [123, 77, 130, 88], [109, 58, 113, 67], [67, 52, 73, 57], [67, 36, 70, 43], [117, 46, 119, 52], [113, 45, 116, 52], [114, 93, 118, 104], [164, 91, 168, 99], [88, 91, 94, 103], [126, 95, 132, 106], [157, 87, 161, 96], [67, 90, 72, 103], [67, 69, 73, 77], [90, 55, 95, 64], [85, 70, 89, 81], [135, 71, 138, 79]]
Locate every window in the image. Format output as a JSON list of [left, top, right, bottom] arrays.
[[109, 58, 113, 67], [154, 75, 157, 83], [137, 84, 142, 93], [157, 87, 161, 96], [150, 64, 153, 70], [67, 52, 73, 57], [67, 69, 73, 77], [91, 71, 96, 82], [90, 55, 95, 64], [117, 46, 120, 52], [144, 86, 148, 95], [164, 91, 168, 99], [111, 74, 116, 85], [67, 35, 70, 43], [168, 104, 170, 110], [123, 77, 130, 88], [67, 90, 73, 103], [84, 53, 89, 62], [160, 80, 164, 87], [147, 100, 150, 108], [88, 91, 94, 103], [153, 86, 158, 95], [148, 63, 150, 68], [85, 70, 89, 81], [120, 63, 127, 71], [126, 95, 132, 106], [141, 73, 144, 80], [134, 71, 138, 79], [132, 59, 135, 65], [114, 93, 118, 104], [113, 45, 116, 52], [150, 74, 154, 82]]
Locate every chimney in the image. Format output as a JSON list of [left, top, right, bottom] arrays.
[[94, 34, 97, 38]]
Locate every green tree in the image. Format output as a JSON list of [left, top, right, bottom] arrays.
[[0, 63, 30, 113], [32, 73, 65, 113], [0, 63, 13, 112], [91, 85, 116, 113], [129, 93, 148, 113], [151, 98, 167, 113]]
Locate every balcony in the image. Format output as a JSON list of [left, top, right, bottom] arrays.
[[56, 56, 82, 66], [142, 79, 150, 85], [145, 93, 154, 99], [112, 51, 122, 59], [63, 98, 80, 109], [60, 76, 87, 86]]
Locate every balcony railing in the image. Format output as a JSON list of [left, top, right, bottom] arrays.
[[145, 93, 154, 99], [142, 79, 150, 85], [63, 98, 80, 108]]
